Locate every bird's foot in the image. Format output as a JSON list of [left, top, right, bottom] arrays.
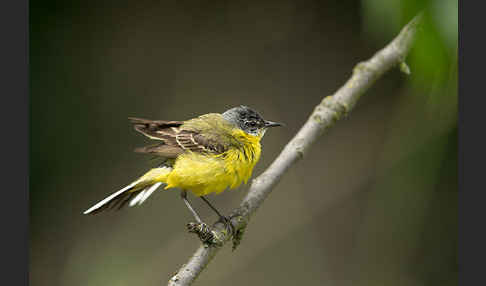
[[217, 215, 236, 238], [217, 215, 246, 251], [186, 222, 213, 243], [186, 216, 236, 247], [187, 222, 223, 246]]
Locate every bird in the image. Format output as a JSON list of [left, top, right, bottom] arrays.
[[83, 105, 283, 229]]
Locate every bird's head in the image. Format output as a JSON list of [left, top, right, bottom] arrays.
[[222, 105, 284, 137]]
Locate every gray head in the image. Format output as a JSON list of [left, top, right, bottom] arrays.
[[222, 105, 283, 136]]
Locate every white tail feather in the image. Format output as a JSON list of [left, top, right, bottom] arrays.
[[83, 181, 138, 214], [138, 182, 162, 205], [84, 166, 171, 214], [129, 186, 150, 207]]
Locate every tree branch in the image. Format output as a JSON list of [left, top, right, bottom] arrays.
[[168, 13, 423, 286]]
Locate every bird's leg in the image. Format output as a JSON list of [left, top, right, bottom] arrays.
[[180, 190, 202, 223], [181, 190, 215, 244], [201, 196, 235, 237], [200, 196, 224, 218]]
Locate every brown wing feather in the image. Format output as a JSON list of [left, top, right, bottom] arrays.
[[134, 143, 183, 158], [129, 117, 227, 158], [129, 117, 184, 140]]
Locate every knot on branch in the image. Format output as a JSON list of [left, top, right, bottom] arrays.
[[398, 55, 411, 75], [227, 204, 251, 251], [316, 96, 349, 123], [232, 225, 246, 251], [353, 61, 374, 75], [228, 213, 249, 251]]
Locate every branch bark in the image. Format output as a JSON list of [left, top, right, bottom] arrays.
[[168, 13, 423, 286]]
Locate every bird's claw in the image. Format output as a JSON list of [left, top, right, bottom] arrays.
[[187, 222, 215, 244], [217, 215, 236, 238]]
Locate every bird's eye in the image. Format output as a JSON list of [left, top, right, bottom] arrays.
[[248, 121, 257, 127]]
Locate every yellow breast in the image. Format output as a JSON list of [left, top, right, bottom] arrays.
[[164, 129, 262, 196]]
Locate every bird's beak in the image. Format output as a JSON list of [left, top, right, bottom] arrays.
[[264, 120, 285, 128]]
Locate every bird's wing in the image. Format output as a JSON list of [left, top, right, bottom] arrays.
[[129, 117, 228, 158]]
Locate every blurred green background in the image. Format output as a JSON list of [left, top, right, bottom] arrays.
[[30, 0, 457, 285]]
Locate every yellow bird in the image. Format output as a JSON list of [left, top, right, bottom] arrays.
[[83, 106, 283, 228]]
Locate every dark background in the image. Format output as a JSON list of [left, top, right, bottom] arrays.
[[30, 0, 457, 285]]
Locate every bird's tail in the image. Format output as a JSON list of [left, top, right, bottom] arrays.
[[83, 167, 171, 215]]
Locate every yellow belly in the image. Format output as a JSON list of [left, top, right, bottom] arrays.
[[164, 144, 261, 196]]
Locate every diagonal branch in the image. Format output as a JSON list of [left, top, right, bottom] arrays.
[[168, 13, 423, 286]]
